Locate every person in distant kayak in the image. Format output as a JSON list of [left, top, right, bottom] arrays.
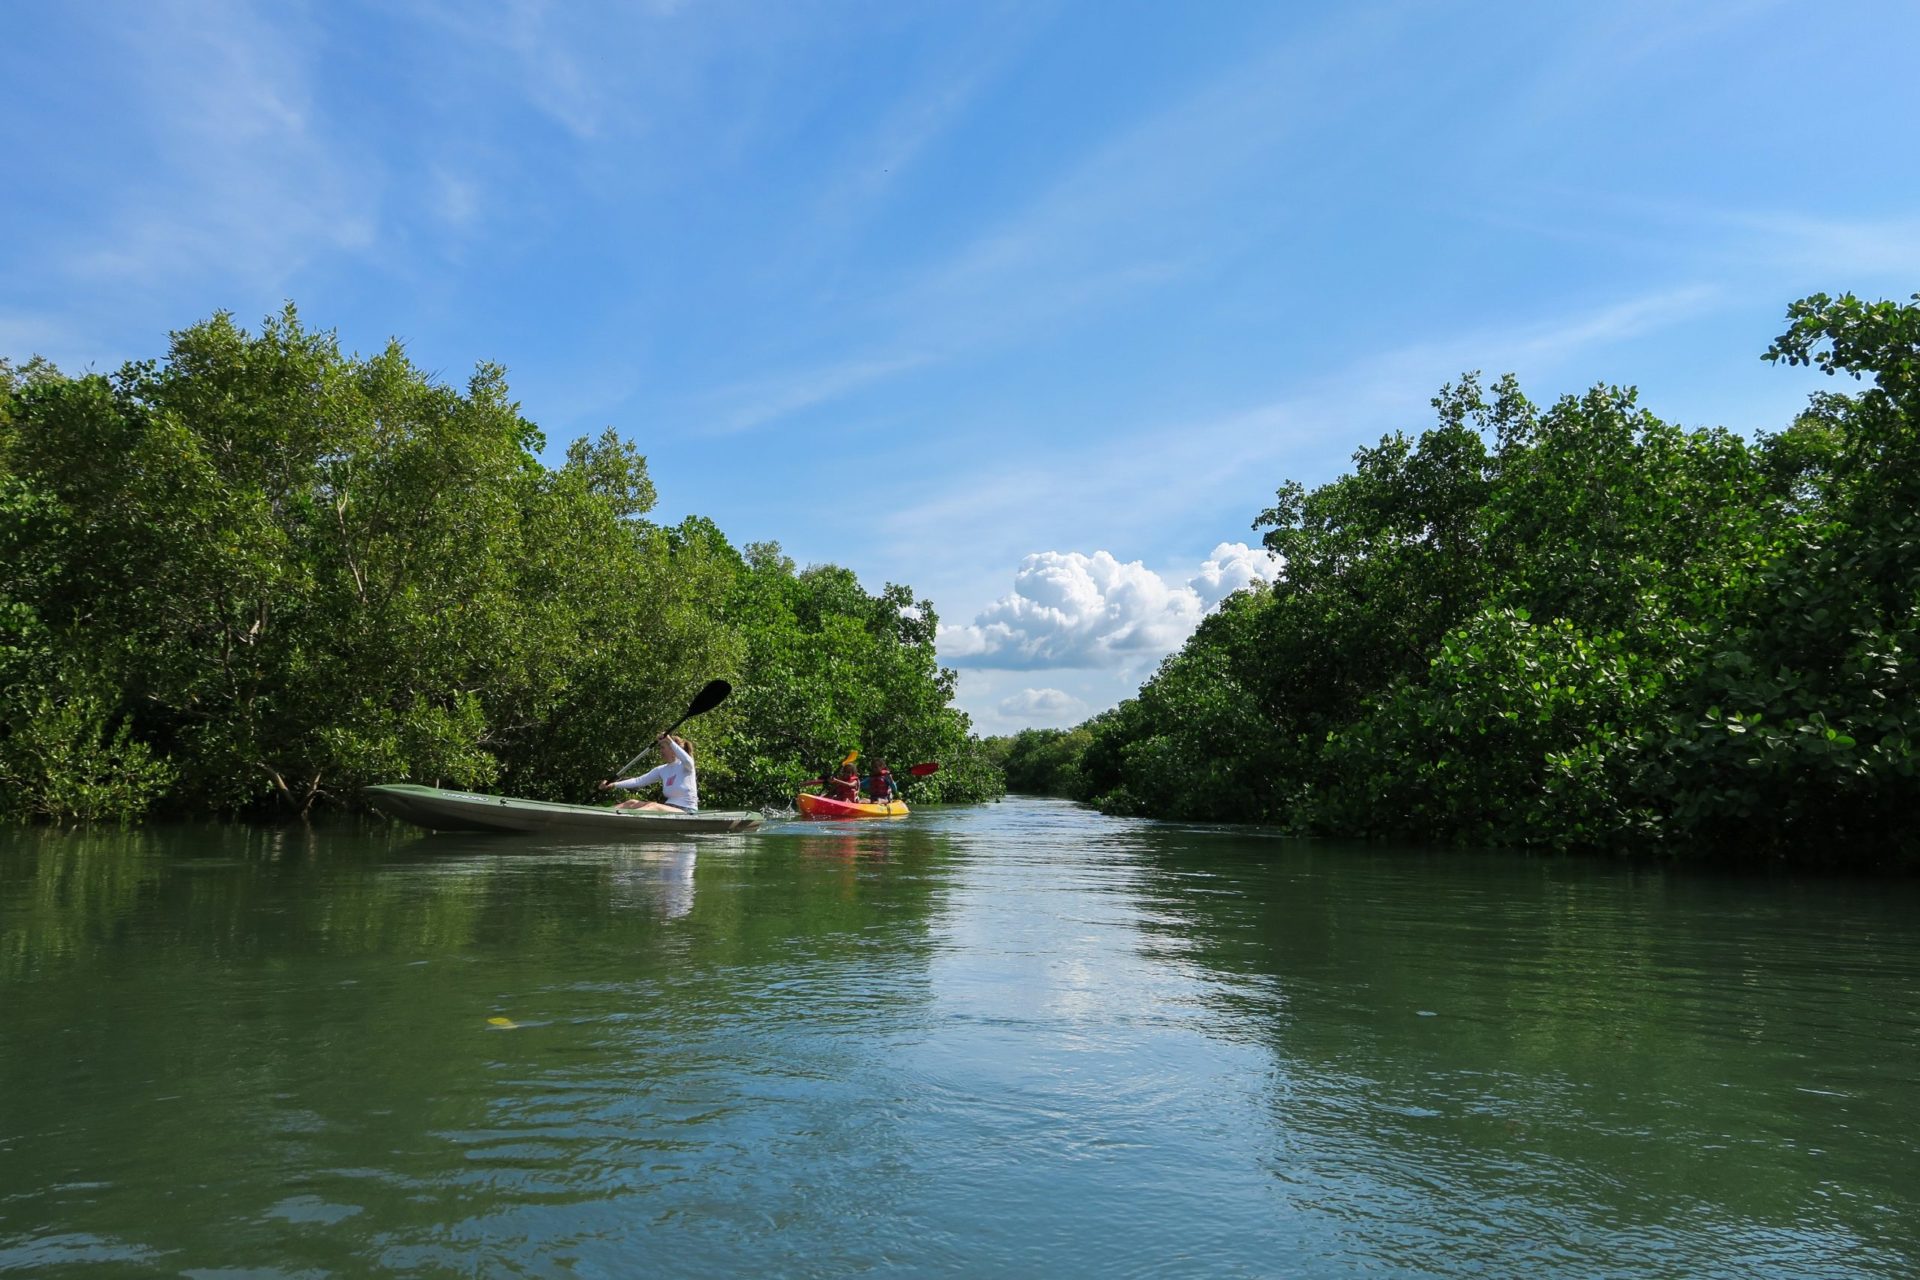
[[825, 760, 862, 803], [600, 734, 699, 812], [867, 761, 895, 803]]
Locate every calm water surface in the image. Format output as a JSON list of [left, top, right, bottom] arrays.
[[2, 798, 1917, 1277]]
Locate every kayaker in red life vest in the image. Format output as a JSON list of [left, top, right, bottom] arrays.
[[825, 761, 862, 803], [867, 762, 895, 803]]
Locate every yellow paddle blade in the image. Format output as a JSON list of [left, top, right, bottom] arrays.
[[841, 749, 859, 766]]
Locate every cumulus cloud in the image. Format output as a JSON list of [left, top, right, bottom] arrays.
[[940, 542, 1277, 670], [1189, 540, 1282, 606]]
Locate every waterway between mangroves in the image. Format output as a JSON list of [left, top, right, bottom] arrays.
[[2, 797, 1916, 1277]]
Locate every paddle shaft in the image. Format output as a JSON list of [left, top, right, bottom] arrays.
[[615, 709, 695, 779], [610, 679, 731, 781], [799, 761, 939, 787]]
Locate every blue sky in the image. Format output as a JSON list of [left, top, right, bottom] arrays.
[[5, 0, 1918, 734]]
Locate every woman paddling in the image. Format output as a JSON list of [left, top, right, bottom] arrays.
[[600, 734, 699, 812]]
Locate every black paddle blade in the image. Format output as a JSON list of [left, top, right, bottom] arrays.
[[685, 678, 731, 719], [611, 679, 735, 781], [660, 679, 732, 737]]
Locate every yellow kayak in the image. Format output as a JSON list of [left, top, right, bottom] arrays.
[[796, 792, 910, 819]]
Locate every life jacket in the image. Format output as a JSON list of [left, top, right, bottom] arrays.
[[827, 772, 860, 801], [869, 769, 894, 801]]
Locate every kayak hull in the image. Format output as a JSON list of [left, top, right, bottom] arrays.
[[364, 784, 763, 837], [795, 792, 910, 820]]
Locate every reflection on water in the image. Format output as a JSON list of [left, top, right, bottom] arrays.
[[1, 801, 1917, 1277], [607, 842, 698, 919]]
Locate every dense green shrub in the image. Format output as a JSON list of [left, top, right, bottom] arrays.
[[0, 312, 1001, 821], [983, 726, 1097, 797], [1065, 292, 1920, 867], [0, 686, 177, 822]]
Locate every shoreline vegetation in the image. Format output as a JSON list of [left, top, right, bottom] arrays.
[[0, 307, 1003, 822], [7, 291, 1917, 870], [981, 292, 1920, 871]]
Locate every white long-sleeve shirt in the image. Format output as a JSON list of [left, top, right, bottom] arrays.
[[611, 738, 699, 811]]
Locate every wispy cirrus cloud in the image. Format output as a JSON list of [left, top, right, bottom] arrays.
[[402, 0, 627, 140], [697, 354, 933, 436], [668, 7, 1403, 434], [902, 9, 1395, 310], [1355, 285, 1724, 389], [885, 282, 1725, 587], [641, 0, 1893, 448], [1700, 211, 1920, 279], [801, 8, 1048, 243], [61, 2, 379, 296]]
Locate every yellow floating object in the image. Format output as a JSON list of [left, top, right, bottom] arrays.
[[487, 1017, 518, 1028]]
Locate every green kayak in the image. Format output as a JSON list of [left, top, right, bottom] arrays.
[[364, 784, 764, 837]]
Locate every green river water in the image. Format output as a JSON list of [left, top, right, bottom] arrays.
[[1, 797, 1916, 1277]]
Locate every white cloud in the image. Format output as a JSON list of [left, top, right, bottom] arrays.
[[997, 688, 1087, 720], [940, 543, 1276, 671], [940, 551, 1200, 669], [1189, 541, 1282, 607], [953, 667, 1145, 738]]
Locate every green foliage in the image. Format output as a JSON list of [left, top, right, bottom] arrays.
[[1075, 293, 1920, 867], [0, 309, 1001, 822], [712, 551, 988, 805], [1078, 589, 1294, 819], [1652, 290, 1920, 858], [1307, 607, 1681, 850], [0, 685, 176, 822], [983, 725, 1096, 797]]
